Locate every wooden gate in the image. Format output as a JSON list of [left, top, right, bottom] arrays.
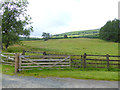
[[15, 54, 70, 72], [1, 53, 15, 66]]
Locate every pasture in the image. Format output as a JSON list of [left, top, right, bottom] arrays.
[[22, 38, 118, 55], [2, 38, 119, 81]]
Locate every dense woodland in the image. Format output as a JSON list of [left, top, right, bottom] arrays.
[[99, 19, 120, 42]]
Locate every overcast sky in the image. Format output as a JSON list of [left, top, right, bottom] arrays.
[[27, 0, 119, 37]]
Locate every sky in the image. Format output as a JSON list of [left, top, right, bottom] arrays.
[[27, 0, 119, 38]]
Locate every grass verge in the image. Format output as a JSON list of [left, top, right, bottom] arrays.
[[2, 65, 119, 81]]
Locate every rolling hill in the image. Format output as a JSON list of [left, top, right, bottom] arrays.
[[52, 29, 100, 39]]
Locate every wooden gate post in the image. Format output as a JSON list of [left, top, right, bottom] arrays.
[[19, 53, 22, 72], [69, 56, 72, 68], [106, 54, 109, 70], [83, 53, 87, 69], [15, 53, 20, 73], [43, 52, 47, 55], [22, 49, 25, 55], [81, 55, 83, 68]]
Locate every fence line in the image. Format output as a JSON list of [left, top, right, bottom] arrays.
[[22, 50, 46, 55], [1, 52, 120, 73], [71, 53, 120, 69]]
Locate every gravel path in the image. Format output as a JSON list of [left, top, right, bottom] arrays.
[[1, 74, 118, 88]]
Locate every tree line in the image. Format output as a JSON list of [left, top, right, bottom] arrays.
[[99, 19, 120, 42]]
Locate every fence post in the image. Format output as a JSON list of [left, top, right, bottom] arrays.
[[19, 53, 22, 72], [69, 57, 72, 68], [22, 49, 25, 55], [106, 54, 109, 70], [83, 53, 87, 69], [81, 55, 83, 68], [15, 53, 20, 73], [43, 52, 47, 55]]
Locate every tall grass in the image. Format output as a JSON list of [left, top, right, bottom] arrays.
[[22, 38, 118, 55]]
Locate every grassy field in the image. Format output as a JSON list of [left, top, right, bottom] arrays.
[[53, 29, 99, 36], [2, 65, 119, 81], [21, 38, 118, 55], [2, 38, 119, 81]]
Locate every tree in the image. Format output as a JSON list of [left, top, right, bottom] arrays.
[[42, 32, 51, 41], [64, 34, 68, 38], [99, 19, 120, 42], [1, 0, 33, 49], [0, 13, 2, 50]]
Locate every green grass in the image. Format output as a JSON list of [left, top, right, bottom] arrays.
[[2, 38, 119, 81], [2, 65, 119, 81], [52, 33, 99, 38], [53, 29, 99, 36], [22, 38, 118, 55], [2, 64, 15, 75]]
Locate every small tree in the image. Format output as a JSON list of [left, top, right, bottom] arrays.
[[64, 34, 68, 38], [1, 0, 33, 50], [42, 32, 51, 41]]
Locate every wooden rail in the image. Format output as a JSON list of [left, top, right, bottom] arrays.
[[1, 52, 120, 73], [1, 53, 15, 66], [17, 54, 70, 72], [71, 53, 120, 70], [22, 50, 46, 55]]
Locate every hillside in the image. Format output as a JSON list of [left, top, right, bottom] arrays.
[[19, 29, 100, 41], [52, 29, 100, 38], [21, 38, 118, 55]]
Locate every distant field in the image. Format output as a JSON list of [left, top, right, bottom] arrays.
[[52, 29, 99, 38], [22, 38, 118, 55], [53, 29, 99, 36]]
